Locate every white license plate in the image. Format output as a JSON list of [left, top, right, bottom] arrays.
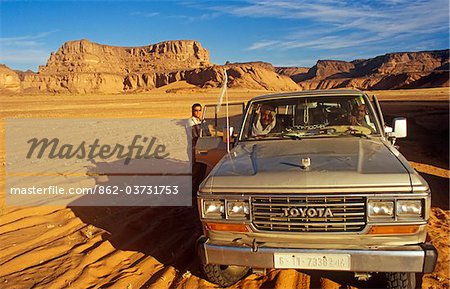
[[274, 253, 351, 270]]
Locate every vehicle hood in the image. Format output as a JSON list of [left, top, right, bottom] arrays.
[[201, 137, 414, 193]]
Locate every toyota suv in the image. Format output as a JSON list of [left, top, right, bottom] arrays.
[[194, 89, 437, 289]]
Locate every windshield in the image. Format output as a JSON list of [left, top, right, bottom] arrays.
[[240, 94, 380, 141]]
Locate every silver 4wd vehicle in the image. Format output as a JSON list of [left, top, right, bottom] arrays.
[[194, 89, 437, 289]]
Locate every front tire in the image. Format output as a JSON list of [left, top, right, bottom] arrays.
[[202, 263, 250, 287], [386, 272, 417, 289]]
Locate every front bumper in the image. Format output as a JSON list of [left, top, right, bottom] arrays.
[[198, 237, 437, 273]]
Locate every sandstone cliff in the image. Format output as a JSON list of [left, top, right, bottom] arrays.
[[352, 50, 448, 75], [18, 39, 212, 94], [121, 63, 299, 92], [13, 40, 299, 94], [308, 60, 355, 79], [224, 63, 299, 90], [21, 72, 125, 94], [40, 39, 210, 74], [2, 39, 448, 94], [282, 50, 449, 90], [275, 67, 309, 83], [0, 65, 21, 93]]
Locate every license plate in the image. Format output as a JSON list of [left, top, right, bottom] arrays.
[[274, 253, 351, 270]]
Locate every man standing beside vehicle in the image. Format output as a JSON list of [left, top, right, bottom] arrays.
[[189, 103, 209, 147], [189, 103, 208, 202]]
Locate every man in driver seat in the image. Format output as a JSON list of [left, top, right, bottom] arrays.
[[332, 103, 371, 129], [349, 104, 370, 127]]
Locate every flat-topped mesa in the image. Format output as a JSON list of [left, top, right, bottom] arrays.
[[39, 39, 211, 74]]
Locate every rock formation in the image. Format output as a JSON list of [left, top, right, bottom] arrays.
[[120, 63, 299, 92], [0, 65, 21, 93], [275, 67, 309, 83], [11, 39, 299, 94], [39, 39, 210, 74], [21, 72, 125, 94], [18, 39, 213, 94], [277, 50, 449, 90], [1, 39, 448, 94]]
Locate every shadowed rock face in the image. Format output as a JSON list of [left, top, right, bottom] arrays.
[[354, 50, 448, 75], [275, 67, 309, 83], [309, 60, 355, 79], [276, 50, 449, 90]]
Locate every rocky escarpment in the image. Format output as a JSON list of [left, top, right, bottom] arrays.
[[39, 39, 210, 74], [353, 50, 448, 75], [1, 40, 448, 94], [307, 60, 355, 79], [9, 39, 299, 94], [18, 39, 213, 94], [0, 65, 21, 93], [275, 67, 309, 83], [277, 50, 449, 90], [122, 63, 299, 92]]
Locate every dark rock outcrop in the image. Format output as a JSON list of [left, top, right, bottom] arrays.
[[287, 50, 449, 90]]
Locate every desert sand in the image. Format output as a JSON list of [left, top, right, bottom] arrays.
[[0, 86, 448, 289]]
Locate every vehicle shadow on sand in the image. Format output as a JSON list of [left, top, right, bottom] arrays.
[[68, 155, 204, 277]]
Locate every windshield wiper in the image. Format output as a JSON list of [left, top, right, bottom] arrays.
[[282, 127, 336, 140], [282, 133, 304, 140], [341, 129, 370, 139], [245, 135, 285, 141]]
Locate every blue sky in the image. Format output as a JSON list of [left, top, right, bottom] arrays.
[[1, 0, 448, 71]]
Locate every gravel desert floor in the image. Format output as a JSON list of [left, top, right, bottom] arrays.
[[0, 86, 448, 289]]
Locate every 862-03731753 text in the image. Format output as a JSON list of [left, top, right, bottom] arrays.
[[9, 185, 180, 195]]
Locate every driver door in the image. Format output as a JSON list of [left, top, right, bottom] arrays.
[[195, 102, 245, 172]]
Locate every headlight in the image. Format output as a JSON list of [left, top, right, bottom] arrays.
[[203, 200, 224, 219], [397, 200, 422, 217], [368, 200, 394, 218], [227, 201, 250, 219]]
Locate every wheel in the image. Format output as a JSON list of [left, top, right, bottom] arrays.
[[386, 272, 417, 289], [202, 263, 250, 287]]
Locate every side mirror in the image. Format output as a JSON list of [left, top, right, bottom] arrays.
[[389, 117, 407, 139]]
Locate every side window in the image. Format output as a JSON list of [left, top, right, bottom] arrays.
[[202, 103, 245, 137], [359, 99, 377, 132]]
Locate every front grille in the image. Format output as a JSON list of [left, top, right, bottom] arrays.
[[251, 196, 366, 233]]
